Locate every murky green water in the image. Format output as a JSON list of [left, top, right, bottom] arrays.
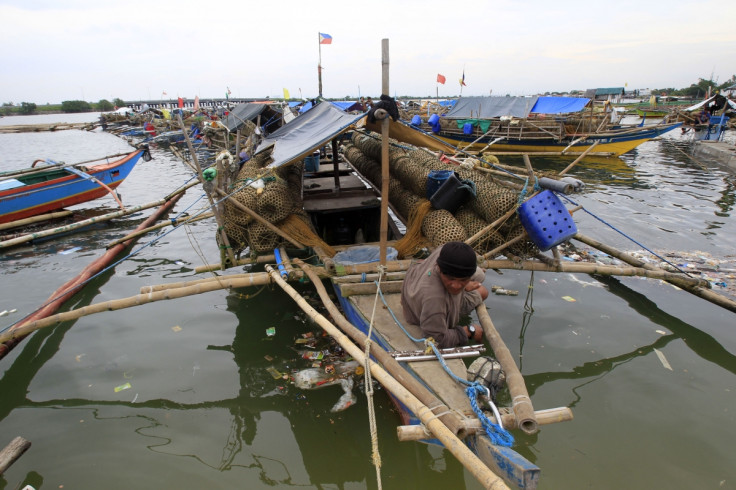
[[1, 113, 734, 489]]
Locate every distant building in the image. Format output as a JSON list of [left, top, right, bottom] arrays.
[[583, 87, 626, 102]]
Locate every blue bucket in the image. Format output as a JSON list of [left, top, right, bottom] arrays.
[[463, 122, 474, 135], [304, 151, 320, 173], [428, 114, 440, 125], [429, 172, 477, 213], [411, 115, 422, 126], [426, 170, 454, 199]]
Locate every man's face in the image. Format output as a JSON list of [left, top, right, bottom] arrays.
[[438, 271, 472, 295]]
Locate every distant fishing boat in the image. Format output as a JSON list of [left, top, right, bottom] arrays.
[[635, 107, 669, 117], [415, 96, 682, 156], [0, 147, 149, 225]]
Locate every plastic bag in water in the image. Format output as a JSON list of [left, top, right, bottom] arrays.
[[331, 378, 357, 412], [333, 246, 398, 265]]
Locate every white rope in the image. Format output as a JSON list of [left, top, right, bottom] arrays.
[[363, 265, 386, 489]]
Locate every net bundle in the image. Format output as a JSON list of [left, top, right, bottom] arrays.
[[343, 131, 538, 258], [221, 151, 332, 256]]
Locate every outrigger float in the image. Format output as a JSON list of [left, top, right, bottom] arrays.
[[3, 41, 736, 489]]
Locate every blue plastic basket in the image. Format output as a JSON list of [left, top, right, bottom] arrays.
[[518, 190, 577, 251]]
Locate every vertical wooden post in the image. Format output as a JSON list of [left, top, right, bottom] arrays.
[[332, 139, 340, 191], [235, 128, 241, 161], [379, 39, 390, 266]]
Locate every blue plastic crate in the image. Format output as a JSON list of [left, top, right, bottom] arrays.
[[518, 190, 577, 251]]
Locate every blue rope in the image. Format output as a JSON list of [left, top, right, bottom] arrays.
[[560, 194, 692, 276], [467, 385, 515, 446], [375, 285, 514, 447]]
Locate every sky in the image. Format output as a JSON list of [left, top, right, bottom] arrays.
[[2, 0, 735, 105]]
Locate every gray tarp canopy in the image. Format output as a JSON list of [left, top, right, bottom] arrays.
[[222, 103, 282, 132], [445, 96, 540, 119], [256, 100, 365, 169], [684, 94, 736, 112]]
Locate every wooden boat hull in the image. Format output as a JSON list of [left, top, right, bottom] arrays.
[[433, 122, 682, 156], [0, 150, 144, 224], [332, 282, 540, 489]]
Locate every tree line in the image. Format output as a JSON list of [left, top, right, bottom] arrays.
[[1, 98, 126, 116]]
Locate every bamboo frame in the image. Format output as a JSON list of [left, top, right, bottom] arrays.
[[268, 261, 510, 489]]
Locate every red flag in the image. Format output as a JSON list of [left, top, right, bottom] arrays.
[[177, 97, 184, 108], [460, 70, 467, 86], [437, 74, 446, 84], [319, 32, 332, 44]]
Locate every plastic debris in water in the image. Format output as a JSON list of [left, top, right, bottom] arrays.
[[561, 296, 576, 302], [114, 382, 132, 393], [171, 325, 182, 332], [266, 366, 283, 379], [653, 348, 673, 371], [331, 378, 357, 412], [266, 327, 276, 337], [59, 246, 83, 255]]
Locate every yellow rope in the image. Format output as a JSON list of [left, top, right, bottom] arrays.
[[393, 199, 432, 258], [364, 265, 386, 489], [279, 214, 337, 256]]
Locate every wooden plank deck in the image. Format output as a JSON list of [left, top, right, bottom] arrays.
[[350, 291, 474, 415]]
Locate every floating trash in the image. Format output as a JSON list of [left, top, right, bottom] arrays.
[[561, 296, 576, 302], [114, 382, 131, 393], [59, 246, 83, 255]]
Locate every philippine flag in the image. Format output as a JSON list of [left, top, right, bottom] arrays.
[[319, 32, 332, 44]]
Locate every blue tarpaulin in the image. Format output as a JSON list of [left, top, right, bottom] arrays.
[[331, 101, 364, 112], [445, 96, 589, 119], [530, 97, 590, 114]]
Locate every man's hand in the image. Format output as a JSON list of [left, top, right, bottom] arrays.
[[464, 281, 482, 292], [464, 324, 483, 342]]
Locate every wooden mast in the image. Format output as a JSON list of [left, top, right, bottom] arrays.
[[379, 39, 390, 265]]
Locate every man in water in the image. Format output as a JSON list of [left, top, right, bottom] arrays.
[[401, 242, 489, 348]]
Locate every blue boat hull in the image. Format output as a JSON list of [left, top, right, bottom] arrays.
[[0, 150, 144, 224]]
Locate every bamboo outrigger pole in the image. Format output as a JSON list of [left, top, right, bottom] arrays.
[[0, 189, 186, 359], [476, 305, 538, 435], [0, 181, 199, 250]]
